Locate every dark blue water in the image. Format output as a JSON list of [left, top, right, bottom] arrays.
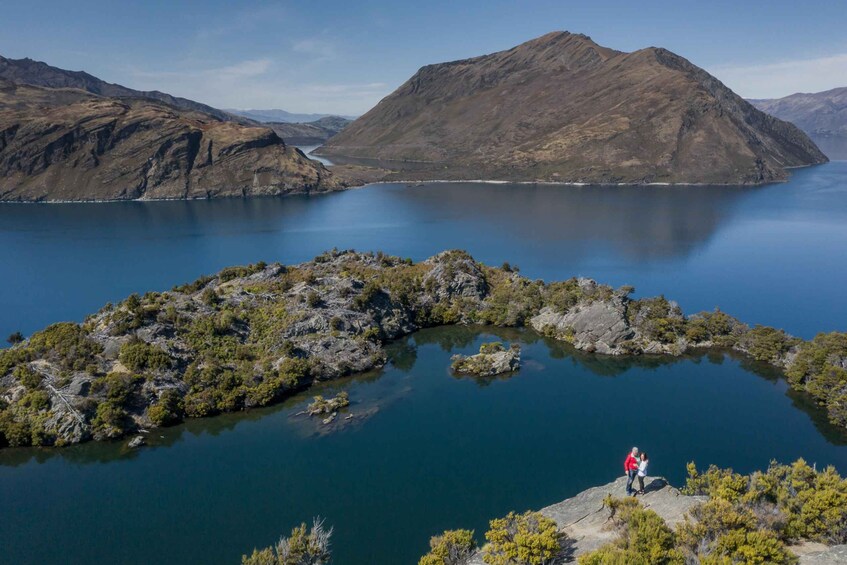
[[2, 327, 846, 565], [2, 163, 846, 342]]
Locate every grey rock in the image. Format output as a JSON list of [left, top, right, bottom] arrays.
[[127, 435, 145, 449]]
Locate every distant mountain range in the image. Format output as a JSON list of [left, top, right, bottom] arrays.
[[750, 87, 847, 160], [0, 57, 341, 201], [319, 31, 827, 184], [266, 116, 353, 146], [226, 108, 357, 124]]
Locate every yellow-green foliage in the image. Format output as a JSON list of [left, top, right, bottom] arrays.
[[627, 296, 686, 344], [241, 518, 332, 565], [482, 510, 563, 565], [785, 332, 847, 426], [418, 529, 477, 565], [0, 389, 53, 446], [677, 499, 796, 564], [26, 322, 103, 371], [119, 340, 172, 372], [685, 310, 742, 345], [146, 389, 184, 426], [739, 325, 799, 364], [545, 279, 613, 314], [579, 497, 684, 565], [682, 462, 749, 502], [479, 268, 543, 327], [685, 459, 847, 544]]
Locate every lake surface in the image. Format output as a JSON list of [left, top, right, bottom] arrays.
[[1, 162, 847, 564], [3, 326, 847, 565], [1, 162, 846, 342]]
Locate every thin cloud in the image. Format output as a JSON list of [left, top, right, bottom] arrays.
[[708, 52, 847, 99], [125, 60, 389, 114], [292, 39, 337, 62]]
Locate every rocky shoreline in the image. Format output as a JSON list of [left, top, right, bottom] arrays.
[[460, 476, 847, 564], [1, 249, 844, 448]]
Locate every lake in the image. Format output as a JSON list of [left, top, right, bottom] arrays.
[[1, 162, 847, 564], [2, 326, 847, 564], [1, 163, 846, 342]]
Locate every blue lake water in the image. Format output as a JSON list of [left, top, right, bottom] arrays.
[[1, 162, 846, 341], [2, 327, 847, 565], [1, 162, 847, 564]]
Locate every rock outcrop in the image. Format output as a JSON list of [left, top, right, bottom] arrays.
[[0, 80, 342, 201], [451, 342, 521, 376], [0, 249, 841, 448], [466, 477, 847, 563], [319, 31, 827, 184]]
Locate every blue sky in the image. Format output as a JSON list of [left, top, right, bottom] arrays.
[[2, 0, 845, 114]]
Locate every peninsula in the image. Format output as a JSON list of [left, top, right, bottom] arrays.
[[1, 250, 844, 448]]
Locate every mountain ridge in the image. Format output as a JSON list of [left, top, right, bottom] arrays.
[[0, 79, 341, 201], [750, 87, 847, 160], [319, 31, 827, 184]]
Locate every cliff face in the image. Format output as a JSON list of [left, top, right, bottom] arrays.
[[751, 87, 847, 160], [319, 31, 827, 184], [0, 80, 341, 201]]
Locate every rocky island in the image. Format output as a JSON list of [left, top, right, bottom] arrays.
[[1, 249, 845, 448], [319, 31, 827, 184], [450, 342, 521, 377]]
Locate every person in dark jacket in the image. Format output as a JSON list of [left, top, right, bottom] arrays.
[[624, 447, 640, 496]]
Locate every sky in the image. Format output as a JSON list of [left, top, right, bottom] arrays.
[[2, 0, 846, 115]]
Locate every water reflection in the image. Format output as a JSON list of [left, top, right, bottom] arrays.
[[2, 163, 846, 340]]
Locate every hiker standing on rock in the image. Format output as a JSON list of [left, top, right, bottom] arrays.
[[624, 447, 640, 496], [637, 452, 649, 494]]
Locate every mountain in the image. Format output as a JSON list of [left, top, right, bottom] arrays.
[[0, 55, 238, 123], [318, 32, 827, 184], [750, 87, 847, 160], [0, 79, 341, 201], [267, 116, 352, 145], [226, 109, 357, 123]]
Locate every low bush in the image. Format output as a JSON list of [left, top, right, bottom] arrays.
[[241, 517, 332, 565], [419, 529, 477, 565], [483, 510, 564, 565]]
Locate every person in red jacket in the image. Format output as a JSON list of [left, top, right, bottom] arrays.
[[624, 447, 640, 496]]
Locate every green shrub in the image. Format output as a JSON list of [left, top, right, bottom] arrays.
[[682, 462, 749, 502], [242, 517, 332, 565], [483, 510, 564, 565], [147, 389, 184, 426], [677, 499, 796, 564], [27, 322, 103, 371], [119, 340, 172, 372], [6, 331, 24, 345], [418, 529, 476, 565], [739, 326, 798, 364], [91, 400, 130, 438], [14, 365, 42, 389], [580, 496, 683, 565]]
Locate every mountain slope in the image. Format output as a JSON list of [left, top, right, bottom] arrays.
[[0, 55, 241, 122], [226, 108, 357, 123], [267, 116, 352, 145], [319, 32, 827, 184], [750, 87, 847, 160], [0, 80, 341, 201]]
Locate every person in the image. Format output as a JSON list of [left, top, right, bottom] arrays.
[[637, 452, 649, 494], [624, 447, 640, 496]]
